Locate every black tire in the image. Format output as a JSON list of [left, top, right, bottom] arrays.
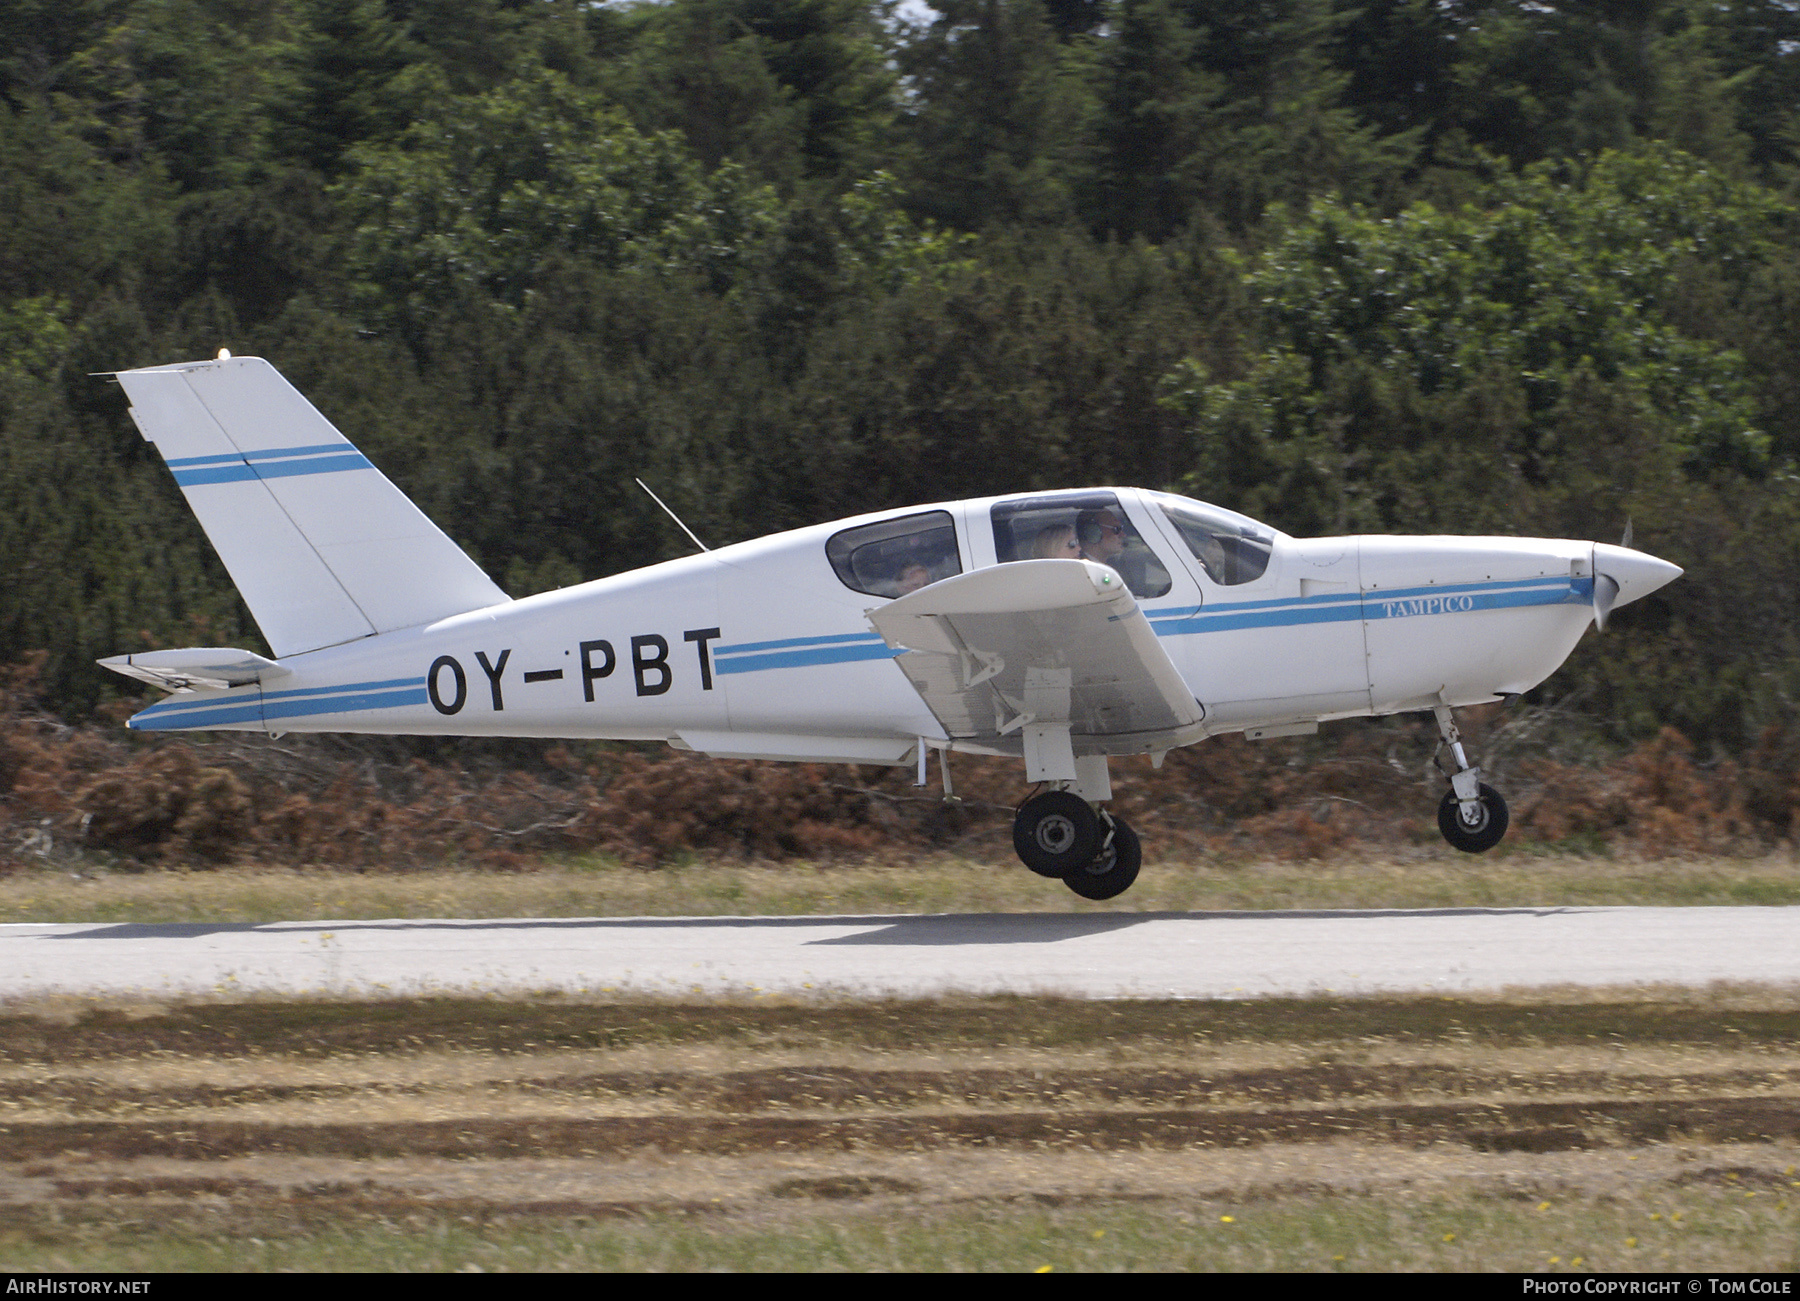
[[1063, 815, 1142, 901], [1437, 783, 1509, 853], [1014, 791, 1102, 876]]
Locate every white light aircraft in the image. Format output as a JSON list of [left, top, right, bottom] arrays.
[[100, 356, 1681, 898]]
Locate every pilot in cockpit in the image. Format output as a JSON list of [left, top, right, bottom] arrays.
[[1077, 507, 1146, 590]]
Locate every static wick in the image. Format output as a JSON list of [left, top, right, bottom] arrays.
[[635, 478, 711, 553]]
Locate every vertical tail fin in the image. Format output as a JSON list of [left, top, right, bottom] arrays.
[[115, 356, 508, 657]]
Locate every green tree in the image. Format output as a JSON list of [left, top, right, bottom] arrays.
[[333, 65, 783, 343], [602, 0, 805, 184], [740, 0, 895, 183], [1179, 0, 1414, 227], [1091, 0, 1215, 239], [605, 0, 896, 190], [1166, 148, 1786, 536], [897, 0, 1098, 230], [276, 0, 415, 174], [104, 0, 295, 193], [0, 99, 173, 307]]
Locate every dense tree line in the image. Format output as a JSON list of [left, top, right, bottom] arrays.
[[3, 0, 1800, 759]]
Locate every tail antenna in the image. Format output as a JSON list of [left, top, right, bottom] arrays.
[[635, 478, 711, 553]]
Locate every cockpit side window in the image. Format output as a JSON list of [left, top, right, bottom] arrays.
[[826, 511, 962, 598], [991, 492, 1173, 600], [1158, 498, 1274, 585]]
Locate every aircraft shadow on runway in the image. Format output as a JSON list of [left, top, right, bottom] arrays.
[[52, 906, 1580, 946]]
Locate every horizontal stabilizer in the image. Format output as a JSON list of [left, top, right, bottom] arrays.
[[114, 357, 508, 657], [99, 647, 289, 692]]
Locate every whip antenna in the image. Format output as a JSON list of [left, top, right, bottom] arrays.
[[635, 478, 711, 553]]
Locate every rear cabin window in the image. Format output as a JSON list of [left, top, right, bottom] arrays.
[[826, 511, 962, 598], [1157, 498, 1274, 585], [990, 492, 1172, 600]]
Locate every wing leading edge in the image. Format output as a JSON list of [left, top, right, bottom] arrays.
[[867, 560, 1206, 777]]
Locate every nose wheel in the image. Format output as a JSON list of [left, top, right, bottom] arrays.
[[1437, 782, 1509, 853], [1433, 702, 1509, 853]]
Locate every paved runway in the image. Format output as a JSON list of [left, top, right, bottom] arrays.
[[3, 906, 1797, 1000]]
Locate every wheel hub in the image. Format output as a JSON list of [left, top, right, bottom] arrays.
[[1034, 815, 1078, 855]]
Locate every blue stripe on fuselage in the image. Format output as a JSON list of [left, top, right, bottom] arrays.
[[711, 631, 901, 675], [715, 631, 888, 657], [715, 643, 903, 675], [261, 687, 429, 720], [708, 577, 1585, 678], [129, 699, 267, 730], [1144, 575, 1583, 638], [128, 677, 428, 731]]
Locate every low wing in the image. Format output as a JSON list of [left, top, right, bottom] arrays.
[[867, 560, 1205, 760]]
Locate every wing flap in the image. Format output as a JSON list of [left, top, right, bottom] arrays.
[[868, 560, 1204, 749]]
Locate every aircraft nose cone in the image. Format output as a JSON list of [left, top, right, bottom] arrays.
[[1592, 543, 1682, 609]]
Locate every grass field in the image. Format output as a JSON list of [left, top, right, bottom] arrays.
[[0, 993, 1796, 1272], [4, 847, 1800, 924], [0, 854, 1796, 1272]]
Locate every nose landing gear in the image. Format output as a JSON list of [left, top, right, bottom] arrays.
[[1433, 702, 1509, 853]]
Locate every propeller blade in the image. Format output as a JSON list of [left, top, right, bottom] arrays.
[[1593, 572, 1620, 631], [1620, 518, 1633, 550]]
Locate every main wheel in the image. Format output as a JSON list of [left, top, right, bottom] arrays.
[[1437, 783, 1509, 853], [1014, 791, 1102, 876], [1063, 815, 1142, 900]]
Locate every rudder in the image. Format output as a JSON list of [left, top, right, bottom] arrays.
[[115, 357, 508, 657]]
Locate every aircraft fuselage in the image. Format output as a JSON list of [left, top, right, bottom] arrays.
[[119, 489, 1674, 771]]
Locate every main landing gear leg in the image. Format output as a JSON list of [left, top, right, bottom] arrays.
[[1433, 702, 1509, 853]]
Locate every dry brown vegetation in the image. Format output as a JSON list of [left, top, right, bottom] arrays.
[[2, 655, 1795, 875]]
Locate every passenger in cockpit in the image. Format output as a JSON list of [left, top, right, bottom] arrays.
[[1032, 523, 1082, 559]]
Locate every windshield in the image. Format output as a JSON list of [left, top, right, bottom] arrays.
[[1153, 494, 1275, 586]]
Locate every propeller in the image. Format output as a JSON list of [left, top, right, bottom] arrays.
[[1592, 571, 1621, 631], [1591, 521, 1632, 631]]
